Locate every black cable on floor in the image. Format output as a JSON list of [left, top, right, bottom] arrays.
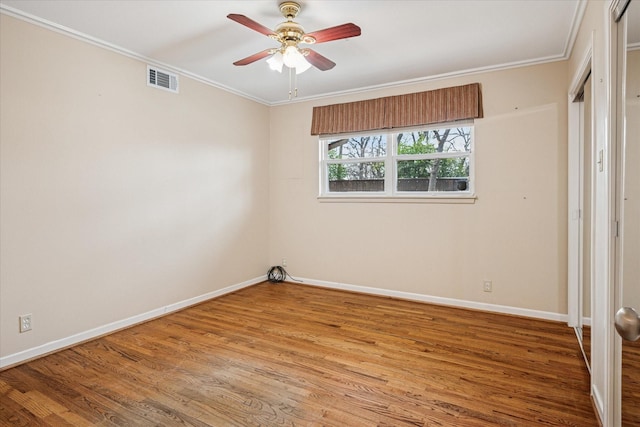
[[267, 266, 302, 283]]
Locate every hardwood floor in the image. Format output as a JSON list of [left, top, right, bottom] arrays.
[[623, 339, 640, 426], [0, 282, 597, 426]]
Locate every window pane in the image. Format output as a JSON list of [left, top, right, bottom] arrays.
[[397, 157, 470, 192], [319, 123, 474, 197], [397, 127, 471, 155], [328, 161, 385, 192], [327, 135, 387, 159]]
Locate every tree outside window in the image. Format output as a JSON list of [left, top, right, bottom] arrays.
[[321, 124, 473, 197]]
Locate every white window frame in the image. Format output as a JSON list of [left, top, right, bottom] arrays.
[[319, 121, 476, 202]]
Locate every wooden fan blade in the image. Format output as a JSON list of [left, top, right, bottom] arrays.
[[305, 49, 336, 71], [305, 23, 361, 44], [227, 14, 276, 37], [233, 49, 273, 66]]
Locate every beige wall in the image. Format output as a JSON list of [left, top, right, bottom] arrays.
[[0, 10, 573, 363], [269, 61, 568, 314], [0, 15, 270, 359]]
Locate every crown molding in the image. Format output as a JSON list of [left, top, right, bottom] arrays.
[[0, 4, 272, 106], [1, 1, 588, 107]]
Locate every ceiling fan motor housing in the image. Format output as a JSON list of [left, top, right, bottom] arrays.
[[273, 3, 316, 45], [275, 21, 305, 43], [279, 1, 301, 19]]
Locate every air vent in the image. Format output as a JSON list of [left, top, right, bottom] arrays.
[[147, 66, 179, 93]]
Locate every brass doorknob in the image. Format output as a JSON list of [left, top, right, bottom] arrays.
[[615, 306, 640, 341]]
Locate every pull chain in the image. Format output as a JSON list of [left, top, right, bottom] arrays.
[[288, 67, 299, 101]]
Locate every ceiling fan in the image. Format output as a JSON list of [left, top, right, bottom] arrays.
[[227, 1, 361, 74]]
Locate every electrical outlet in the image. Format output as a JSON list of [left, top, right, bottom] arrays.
[[483, 281, 492, 292], [19, 314, 32, 333], [282, 258, 287, 267]]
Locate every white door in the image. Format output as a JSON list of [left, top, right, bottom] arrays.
[[613, 1, 640, 425]]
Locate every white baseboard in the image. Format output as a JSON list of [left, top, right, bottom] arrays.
[[0, 276, 265, 369], [1, 275, 569, 369], [591, 385, 605, 426], [295, 277, 569, 323]]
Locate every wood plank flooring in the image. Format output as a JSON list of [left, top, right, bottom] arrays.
[[0, 282, 598, 426], [623, 339, 640, 426]]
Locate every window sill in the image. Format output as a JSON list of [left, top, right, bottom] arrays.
[[317, 193, 477, 204]]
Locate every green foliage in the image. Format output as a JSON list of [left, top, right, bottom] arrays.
[[327, 128, 470, 182], [328, 164, 347, 181], [328, 136, 385, 181], [396, 130, 470, 179], [397, 132, 434, 155]]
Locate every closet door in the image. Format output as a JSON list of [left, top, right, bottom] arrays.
[[613, 0, 640, 425]]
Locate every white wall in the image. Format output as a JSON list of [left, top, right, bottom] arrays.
[[269, 61, 569, 316], [0, 15, 270, 363]]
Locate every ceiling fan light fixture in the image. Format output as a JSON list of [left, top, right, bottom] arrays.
[[229, 1, 361, 77], [267, 51, 284, 72], [282, 45, 311, 73], [282, 45, 301, 67], [295, 58, 312, 74]]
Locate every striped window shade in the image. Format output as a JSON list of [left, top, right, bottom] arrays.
[[310, 83, 483, 136]]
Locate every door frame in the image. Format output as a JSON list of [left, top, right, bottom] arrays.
[[568, 37, 594, 372], [603, 0, 631, 424], [611, 0, 631, 424], [586, 1, 626, 424]]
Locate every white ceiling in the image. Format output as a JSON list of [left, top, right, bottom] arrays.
[[1, 0, 587, 105]]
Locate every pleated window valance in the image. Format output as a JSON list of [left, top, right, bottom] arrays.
[[310, 83, 483, 136]]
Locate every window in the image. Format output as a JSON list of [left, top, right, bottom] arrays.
[[320, 123, 473, 198]]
